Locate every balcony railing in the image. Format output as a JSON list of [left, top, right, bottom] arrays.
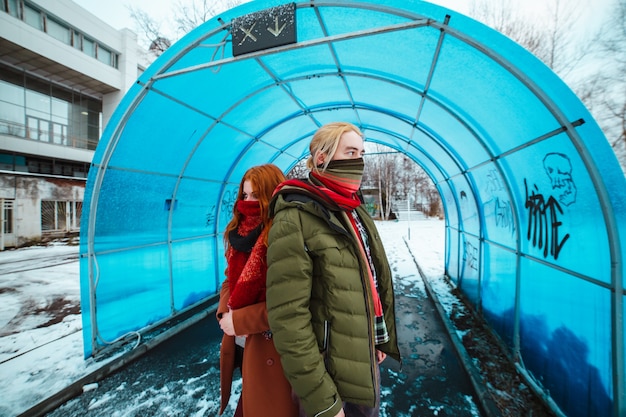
[[0, 118, 98, 151]]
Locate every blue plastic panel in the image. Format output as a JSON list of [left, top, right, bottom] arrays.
[[82, 245, 172, 356], [505, 133, 610, 282], [420, 100, 490, 169], [481, 243, 517, 347], [471, 163, 517, 249], [449, 175, 480, 236], [170, 178, 224, 240], [519, 258, 613, 417], [171, 238, 217, 309], [91, 169, 176, 252], [459, 232, 480, 307]]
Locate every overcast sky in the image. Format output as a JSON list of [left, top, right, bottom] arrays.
[[71, 0, 612, 39]]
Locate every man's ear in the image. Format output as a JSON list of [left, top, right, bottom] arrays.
[[316, 152, 326, 166]]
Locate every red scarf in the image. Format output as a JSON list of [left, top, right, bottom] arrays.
[[274, 177, 361, 210], [227, 201, 267, 309]]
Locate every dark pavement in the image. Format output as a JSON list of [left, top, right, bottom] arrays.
[[42, 274, 483, 417]]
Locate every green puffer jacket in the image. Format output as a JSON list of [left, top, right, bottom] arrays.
[[266, 186, 401, 417]]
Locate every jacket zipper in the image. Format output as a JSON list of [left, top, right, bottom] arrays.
[[297, 201, 381, 400]]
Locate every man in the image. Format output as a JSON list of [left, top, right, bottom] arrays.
[[266, 122, 401, 417]]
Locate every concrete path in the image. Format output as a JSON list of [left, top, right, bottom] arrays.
[[40, 237, 486, 417]]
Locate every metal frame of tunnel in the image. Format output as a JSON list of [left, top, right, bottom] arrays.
[[83, 2, 625, 416]]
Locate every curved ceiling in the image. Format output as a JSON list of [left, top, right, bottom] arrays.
[[79, 1, 626, 416]]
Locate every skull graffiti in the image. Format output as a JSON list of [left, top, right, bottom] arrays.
[[543, 152, 577, 206]]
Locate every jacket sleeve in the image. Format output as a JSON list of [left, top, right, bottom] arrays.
[[216, 274, 230, 320], [266, 208, 343, 417], [231, 302, 269, 336]]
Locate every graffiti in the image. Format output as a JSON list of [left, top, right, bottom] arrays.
[[164, 198, 178, 211], [205, 187, 238, 228], [494, 197, 515, 233], [543, 153, 577, 206], [205, 205, 215, 228], [483, 169, 515, 234], [485, 168, 505, 193], [463, 240, 478, 271], [524, 179, 570, 260], [221, 187, 238, 218]]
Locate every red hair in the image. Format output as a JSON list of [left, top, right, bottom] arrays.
[[224, 164, 286, 249]]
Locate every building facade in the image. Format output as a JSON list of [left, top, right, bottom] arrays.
[[0, 0, 142, 249]]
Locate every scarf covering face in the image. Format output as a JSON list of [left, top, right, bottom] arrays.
[[312, 158, 364, 197], [228, 200, 262, 252], [226, 200, 268, 309], [277, 157, 364, 210]]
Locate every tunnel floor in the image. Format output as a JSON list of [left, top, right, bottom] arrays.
[[44, 273, 484, 417]]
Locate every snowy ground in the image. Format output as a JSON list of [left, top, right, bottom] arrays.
[[0, 215, 482, 417]]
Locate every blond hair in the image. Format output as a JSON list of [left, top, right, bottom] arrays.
[[306, 122, 364, 173]]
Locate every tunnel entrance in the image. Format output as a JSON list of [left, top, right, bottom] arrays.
[[80, 2, 626, 416]]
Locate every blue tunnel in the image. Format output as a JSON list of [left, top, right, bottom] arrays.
[[79, 1, 626, 416]]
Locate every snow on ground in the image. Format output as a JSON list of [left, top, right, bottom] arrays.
[[0, 214, 447, 417]]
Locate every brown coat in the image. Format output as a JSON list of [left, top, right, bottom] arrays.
[[217, 280, 298, 417]]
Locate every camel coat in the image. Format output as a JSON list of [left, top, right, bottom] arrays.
[[217, 280, 298, 417]]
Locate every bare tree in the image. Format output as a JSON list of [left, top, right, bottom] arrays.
[[366, 145, 396, 220], [173, 0, 245, 35], [362, 144, 441, 220], [286, 159, 308, 179], [128, 0, 248, 59], [587, 0, 626, 172], [469, 0, 544, 56], [468, 0, 588, 77], [468, 0, 625, 173], [127, 7, 168, 57]]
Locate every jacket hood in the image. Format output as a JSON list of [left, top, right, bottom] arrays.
[[270, 180, 341, 219]]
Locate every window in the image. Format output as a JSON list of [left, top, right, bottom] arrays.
[[23, 3, 42, 30], [1, 66, 103, 150], [26, 116, 51, 142], [46, 17, 71, 45], [41, 200, 59, 231], [0, 80, 26, 136], [97, 45, 112, 66], [51, 122, 67, 145], [5, 0, 20, 18], [41, 200, 81, 232], [72, 30, 82, 50], [83, 38, 95, 58], [25, 89, 50, 119], [2, 3, 120, 69], [2, 200, 14, 234]]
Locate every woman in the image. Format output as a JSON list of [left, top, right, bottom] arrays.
[[217, 164, 298, 417], [266, 122, 401, 417]]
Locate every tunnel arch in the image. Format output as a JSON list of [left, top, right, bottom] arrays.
[[79, 1, 626, 416]]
